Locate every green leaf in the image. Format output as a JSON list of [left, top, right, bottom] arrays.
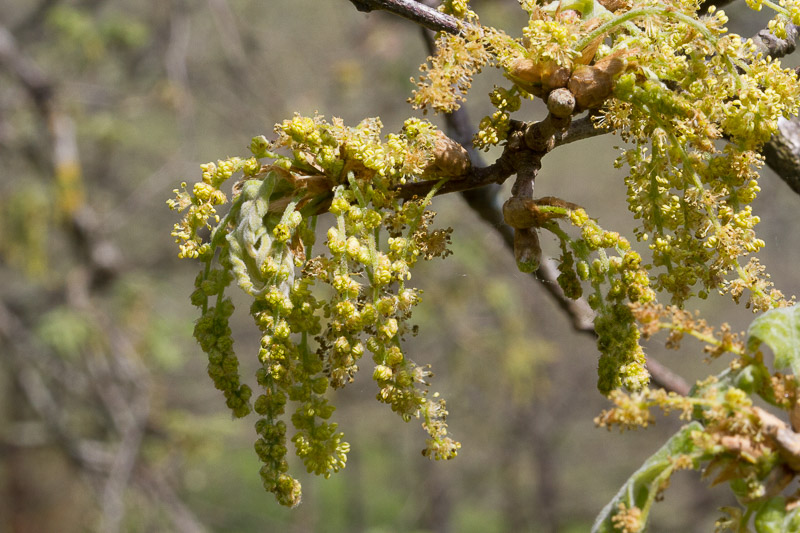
[[591, 421, 704, 533], [753, 497, 800, 533], [747, 305, 800, 376], [787, 506, 800, 531], [754, 497, 786, 533]]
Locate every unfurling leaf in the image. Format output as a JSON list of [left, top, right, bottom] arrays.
[[592, 422, 703, 533], [747, 305, 800, 376]]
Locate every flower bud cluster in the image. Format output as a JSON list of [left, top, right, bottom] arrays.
[[556, 210, 656, 394], [595, 367, 789, 506], [475, 86, 520, 149], [168, 155, 260, 259], [411, 24, 495, 113], [193, 296, 252, 418], [171, 115, 461, 506], [316, 181, 458, 460], [414, 0, 798, 317], [602, 18, 799, 310]]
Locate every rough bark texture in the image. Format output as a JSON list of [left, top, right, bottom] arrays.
[[764, 118, 800, 194]]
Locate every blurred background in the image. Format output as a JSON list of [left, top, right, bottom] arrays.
[[1, 1, 798, 532]]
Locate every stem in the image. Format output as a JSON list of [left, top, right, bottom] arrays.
[[575, 6, 716, 51], [208, 193, 246, 250], [761, 0, 790, 18], [657, 321, 745, 357], [574, 5, 744, 79], [201, 260, 213, 315], [406, 177, 448, 237]]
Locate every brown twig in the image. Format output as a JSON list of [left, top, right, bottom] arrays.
[[348, 0, 467, 34]]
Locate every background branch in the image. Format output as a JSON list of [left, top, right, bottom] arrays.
[[0, 17, 206, 532]]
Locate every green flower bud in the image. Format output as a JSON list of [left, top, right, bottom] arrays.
[[330, 197, 350, 215], [274, 320, 291, 340], [376, 296, 397, 316], [576, 261, 590, 281], [273, 223, 292, 242], [360, 303, 378, 325], [351, 342, 365, 359], [250, 135, 271, 157], [312, 377, 329, 395], [344, 312, 362, 331], [348, 207, 363, 222], [373, 364, 393, 381], [243, 157, 261, 176], [363, 209, 383, 229], [334, 336, 351, 354], [335, 300, 356, 320], [398, 288, 417, 310], [373, 266, 392, 286], [366, 336, 382, 354], [379, 318, 398, 340], [395, 369, 413, 388], [345, 236, 361, 259], [386, 346, 404, 366], [273, 474, 302, 508]]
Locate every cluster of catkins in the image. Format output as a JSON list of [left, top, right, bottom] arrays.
[[170, 115, 463, 506]]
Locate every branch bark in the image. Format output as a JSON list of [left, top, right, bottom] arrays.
[[751, 23, 800, 193], [763, 118, 800, 194], [752, 23, 799, 59], [348, 0, 466, 34]]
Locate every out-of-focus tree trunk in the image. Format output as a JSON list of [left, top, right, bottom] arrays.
[[418, 461, 453, 533], [1, 380, 93, 533], [500, 406, 560, 533]]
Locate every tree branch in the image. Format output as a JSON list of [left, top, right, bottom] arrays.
[[749, 23, 800, 193], [763, 118, 800, 194], [346, 0, 800, 198], [348, 0, 465, 34], [752, 23, 799, 59], [0, 24, 53, 113]]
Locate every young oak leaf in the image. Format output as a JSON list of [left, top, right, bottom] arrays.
[[747, 304, 800, 377]]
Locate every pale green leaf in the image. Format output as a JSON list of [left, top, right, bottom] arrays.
[[753, 496, 800, 533], [754, 497, 786, 533], [747, 305, 800, 377], [591, 421, 704, 533]]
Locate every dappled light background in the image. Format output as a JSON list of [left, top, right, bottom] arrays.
[[1, 1, 799, 532]]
